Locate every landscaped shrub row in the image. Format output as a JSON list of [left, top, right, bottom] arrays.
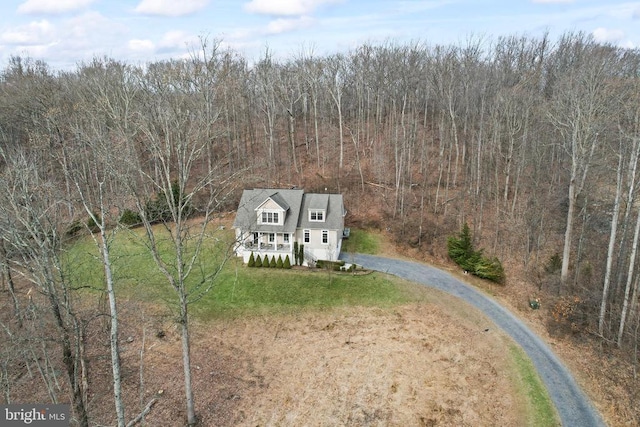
[[315, 260, 356, 272], [247, 252, 292, 269]]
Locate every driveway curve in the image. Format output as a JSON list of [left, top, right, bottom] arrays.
[[341, 253, 605, 427]]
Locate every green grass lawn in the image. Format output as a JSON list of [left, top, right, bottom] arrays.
[[341, 228, 381, 254], [65, 225, 558, 425], [509, 344, 560, 426], [65, 225, 414, 320]]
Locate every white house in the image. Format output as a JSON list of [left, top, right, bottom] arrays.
[[232, 188, 347, 265]]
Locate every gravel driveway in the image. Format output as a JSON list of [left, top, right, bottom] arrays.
[[341, 253, 605, 427]]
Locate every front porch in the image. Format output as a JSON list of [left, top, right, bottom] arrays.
[[237, 231, 294, 263]]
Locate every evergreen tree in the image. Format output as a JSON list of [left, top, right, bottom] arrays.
[[447, 223, 477, 271], [119, 209, 141, 226], [144, 180, 192, 223], [87, 212, 101, 233], [448, 223, 505, 284], [474, 256, 505, 283], [247, 252, 255, 267], [255, 254, 262, 267]]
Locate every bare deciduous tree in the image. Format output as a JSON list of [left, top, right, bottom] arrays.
[[123, 52, 237, 426], [0, 147, 90, 427]]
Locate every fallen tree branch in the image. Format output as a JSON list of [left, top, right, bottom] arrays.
[[126, 398, 158, 427]]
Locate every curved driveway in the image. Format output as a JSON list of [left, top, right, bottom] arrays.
[[341, 253, 605, 427]]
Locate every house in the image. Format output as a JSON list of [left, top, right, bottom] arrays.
[[232, 188, 347, 266]]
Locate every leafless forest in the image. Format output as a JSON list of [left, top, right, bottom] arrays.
[[2, 32, 640, 425]]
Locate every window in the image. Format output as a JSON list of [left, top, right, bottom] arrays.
[[304, 229, 310, 243], [261, 211, 279, 224], [309, 210, 324, 222], [322, 230, 328, 244], [268, 233, 275, 242], [253, 232, 258, 244], [283, 234, 290, 243]]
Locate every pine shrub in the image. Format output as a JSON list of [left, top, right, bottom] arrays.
[[545, 253, 562, 274], [65, 220, 83, 237], [247, 252, 255, 267], [144, 180, 192, 223], [473, 256, 505, 284], [255, 254, 262, 268], [119, 209, 141, 226], [448, 223, 505, 284], [87, 213, 101, 233], [284, 255, 291, 269], [447, 223, 477, 271]]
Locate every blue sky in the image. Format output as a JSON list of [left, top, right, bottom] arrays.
[[1, 0, 639, 70]]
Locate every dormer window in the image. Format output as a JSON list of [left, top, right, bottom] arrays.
[[255, 194, 287, 226], [261, 211, 279, 224], [309, 210, 325, 222]]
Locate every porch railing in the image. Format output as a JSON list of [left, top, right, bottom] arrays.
[[243, 242, 292, 252]]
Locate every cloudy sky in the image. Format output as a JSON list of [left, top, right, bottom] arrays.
[[1, 0, 639, 70]]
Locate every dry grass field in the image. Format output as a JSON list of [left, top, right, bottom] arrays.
[[84, 292, 537, 427]]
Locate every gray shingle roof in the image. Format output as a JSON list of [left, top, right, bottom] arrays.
[[298, 193, 344, 230], [308, 193, 328, 210], [232, 188, 304, 233], [232, 188, 344, 232], [267, 191, 290, 211]]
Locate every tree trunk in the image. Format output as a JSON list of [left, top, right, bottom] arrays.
[[50, 293, 89, 427], [600, 144, 623, 336], [180, 294, 196, 426], [561, 173, 577, 286], [1, 245, 21, 328], [101, 226, 125, 427], [618, 206, 640, 346]]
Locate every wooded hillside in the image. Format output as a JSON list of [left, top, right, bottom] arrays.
[[1, 32, 640, 424]]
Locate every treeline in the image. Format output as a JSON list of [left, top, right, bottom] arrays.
[[1, 32, 640, 423]]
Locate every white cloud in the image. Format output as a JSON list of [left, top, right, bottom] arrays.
[[17, 0, 96, 14], [0, 20, 55, 45], [602, 3, 640, 20], [21, 42, 60, 57], [244, 0, 343, 16], [129, 39, 155, 52], [157, 30, 199, 51], [0, 12, 130, 69], [592, 27, 625, 43], [134, 0, 209, 16], [66, 11, 124, 40], [266, 16, 314, 34], [620, 40, 636, 49]]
